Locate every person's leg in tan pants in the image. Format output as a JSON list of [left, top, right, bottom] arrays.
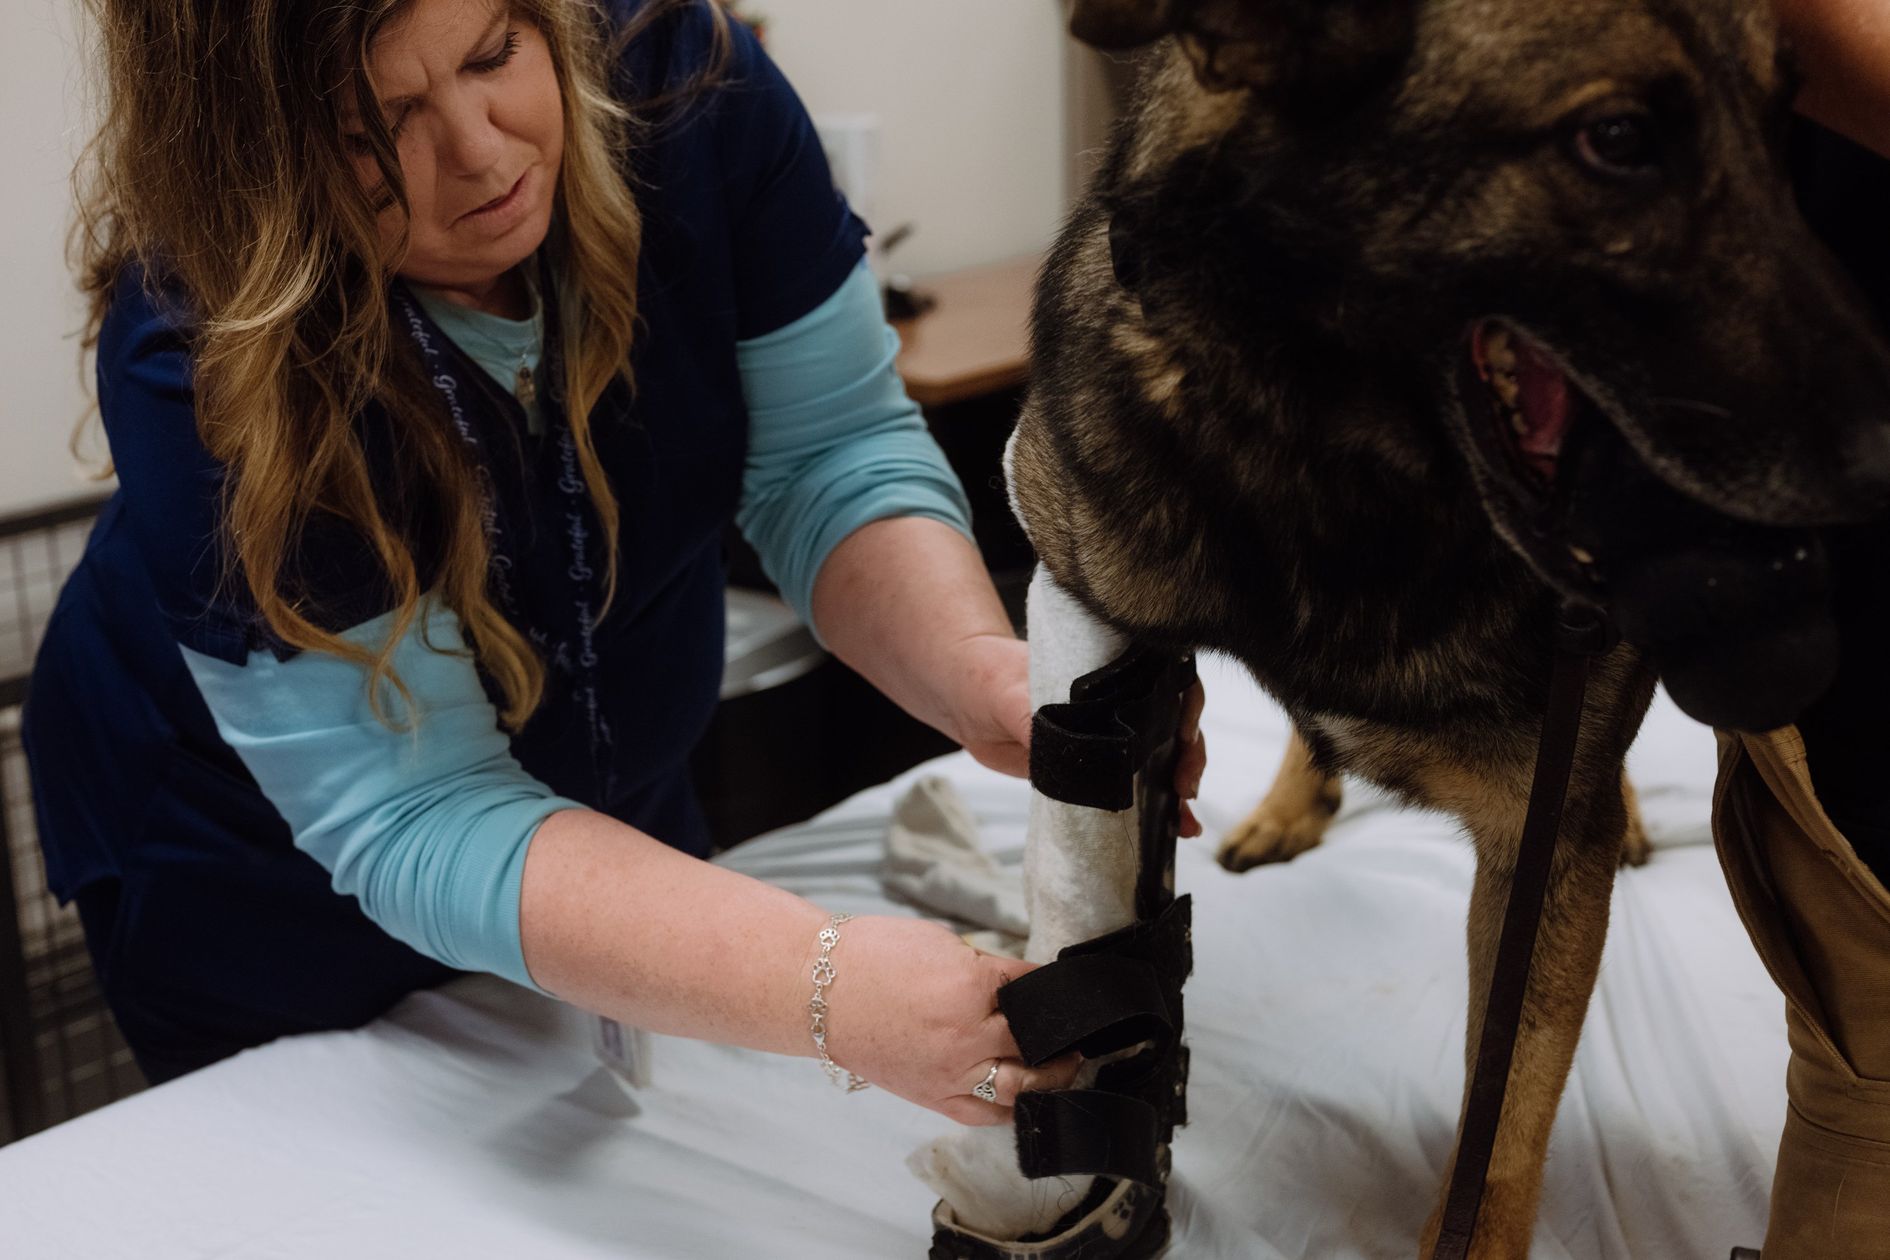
[[1713, 728, 1890, 1255]]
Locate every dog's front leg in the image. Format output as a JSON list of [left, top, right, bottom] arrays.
[[1421, 767, 1628, 1260], [910, 565, 1138, 1240]]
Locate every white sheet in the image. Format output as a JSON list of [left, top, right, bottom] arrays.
[[0, 654, 1786, 1259]]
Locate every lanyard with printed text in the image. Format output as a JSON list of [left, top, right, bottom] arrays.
[[390, 281, 616, 798]]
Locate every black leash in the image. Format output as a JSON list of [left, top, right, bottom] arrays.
[[1430, 602, 1614, 1260]]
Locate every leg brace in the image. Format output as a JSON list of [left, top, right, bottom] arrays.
[[927, 575, 1196, 1260]]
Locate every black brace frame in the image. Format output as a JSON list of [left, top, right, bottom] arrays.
[[930, 647, 1197, 1260]]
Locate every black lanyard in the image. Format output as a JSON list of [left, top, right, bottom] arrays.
[[390, 281, 615, 797]]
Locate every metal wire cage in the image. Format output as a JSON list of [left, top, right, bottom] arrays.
[[0, 494, 143, 1147]]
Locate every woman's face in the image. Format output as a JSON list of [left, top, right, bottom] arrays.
[[348, 0, 564, 300]]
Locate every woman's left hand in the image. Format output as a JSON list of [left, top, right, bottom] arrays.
[[939, 633, 1206, 838], [936, 633, 1034, 777]]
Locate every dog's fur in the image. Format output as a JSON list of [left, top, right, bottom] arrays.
[[1008, 0, 1890, 1253]]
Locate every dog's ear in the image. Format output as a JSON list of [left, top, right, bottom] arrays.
[[1069, 0, 1415, 103]]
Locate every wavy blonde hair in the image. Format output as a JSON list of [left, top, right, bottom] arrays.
[[70, 0, 729, 729]]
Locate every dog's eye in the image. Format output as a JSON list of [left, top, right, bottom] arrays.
[[1573, 113, 1661, 177]]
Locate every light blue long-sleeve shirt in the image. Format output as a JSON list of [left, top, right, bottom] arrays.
[[182, 259, 972, 992]]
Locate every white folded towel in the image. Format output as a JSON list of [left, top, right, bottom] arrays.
[[881, 776, 1029, 941]]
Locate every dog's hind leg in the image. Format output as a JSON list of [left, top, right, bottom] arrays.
[[1218, 727, 1343, 871], [1419, 757, 1631, 1260], [911, 565, 1137, 1240]]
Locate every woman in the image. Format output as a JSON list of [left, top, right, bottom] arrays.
[[24, 0, 1206, 1124]]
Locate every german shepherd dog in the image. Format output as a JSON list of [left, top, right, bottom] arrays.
[[998, 0, 1890, 1253]]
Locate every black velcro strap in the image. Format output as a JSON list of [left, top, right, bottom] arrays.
[[1030, 650, 1197, 813], [1060, 895, 1192, 989], [1094, 1039, 1190, 1133], [997, 897, 1194, 1067], [1014, 1090, 1165, 1186], [997, 955, 1171, 1066], [1030, 702, 1137, 811]]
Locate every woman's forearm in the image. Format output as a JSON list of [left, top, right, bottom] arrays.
[[516, 520, 1018, 1064], [1780, 0, 1890, 156], [810, 515, 1019, 744], [517, 803, 1068, 1121], [518, 807, 827, 1056]]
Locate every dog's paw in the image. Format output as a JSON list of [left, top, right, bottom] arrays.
[[1216, 795, 1336, 872]]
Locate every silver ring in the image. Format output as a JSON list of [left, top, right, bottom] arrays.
[[973, 1061, 1001, 1103]]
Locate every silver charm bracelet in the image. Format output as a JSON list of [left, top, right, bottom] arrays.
[[810, 912, 870, 1092]]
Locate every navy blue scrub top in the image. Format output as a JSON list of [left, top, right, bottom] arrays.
[[22, 0, 868, 1081]]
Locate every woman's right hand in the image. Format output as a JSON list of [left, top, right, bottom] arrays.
[[812, 914, 1082, 1125]]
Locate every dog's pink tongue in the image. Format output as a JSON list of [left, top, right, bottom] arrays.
[[1515, 338, 1573, 476]]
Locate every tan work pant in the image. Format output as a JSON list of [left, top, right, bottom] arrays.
[[1714, 728, 1890, 1258]]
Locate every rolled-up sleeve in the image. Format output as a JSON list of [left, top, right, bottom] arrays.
[[735, 259, 974, 638], [180, 602, 584, 992]]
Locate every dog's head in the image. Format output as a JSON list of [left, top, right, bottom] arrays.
[[1078, 0, 1890, 730]]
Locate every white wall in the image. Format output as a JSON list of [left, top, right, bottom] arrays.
[[4, 0, 111, 517], [763, 0, 1070, 278], [0, 1, 1077, 517]]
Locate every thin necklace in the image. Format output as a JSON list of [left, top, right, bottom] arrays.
[[472, 317, 539, 405], [513, 263, 543, 405], [418, 268, 543, 406], [511, 338, 538, 406], [477, 305, 542, 407]]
